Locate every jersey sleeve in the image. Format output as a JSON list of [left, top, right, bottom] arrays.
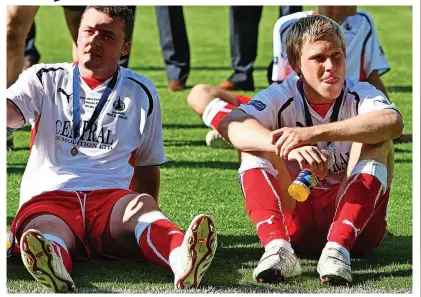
[[237, 84, 288, 131], [134, 83, 166, 167], [6, 65, 45, 128], [357, 84, 400, 117], [361, 12, 390, 77]]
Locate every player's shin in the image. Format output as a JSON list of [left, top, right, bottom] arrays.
[[135, 211, 184, 269], [327, 160, 388, 251], [239, 155, 301, 282]]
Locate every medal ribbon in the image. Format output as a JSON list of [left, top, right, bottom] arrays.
[[72, 64, 119, 148]]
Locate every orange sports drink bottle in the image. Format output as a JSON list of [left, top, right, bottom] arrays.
[[288, 144, 336, 202]]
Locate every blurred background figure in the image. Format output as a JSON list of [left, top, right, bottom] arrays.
[[219, 6, 302, 91], [24, 22, 40, 70], [156, 6, 190, 91]]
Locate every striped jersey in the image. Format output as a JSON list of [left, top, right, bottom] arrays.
[[237, 75, 400, 189], [7, 63, 166, 206], [272, 10, 390, 82]]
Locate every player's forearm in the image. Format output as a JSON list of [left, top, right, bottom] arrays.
[[312, 109, 403, 144], [218, 110, 275, 152], [7, 100, 25, 129]]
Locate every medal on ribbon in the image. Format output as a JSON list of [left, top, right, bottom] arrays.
[[71, 64, 119, 156]]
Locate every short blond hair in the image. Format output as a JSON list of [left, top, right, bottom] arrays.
[[285, 15, 346, 71]]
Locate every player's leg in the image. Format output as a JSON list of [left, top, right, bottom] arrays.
[[17, 215, 77, 292], [239, 151, 301, 282], [105, 192, 217, 289], [63, 6, 85, 62], [187, 84, 249, 148], [9, 191, 92, 292], [318, 140, 394, 285]]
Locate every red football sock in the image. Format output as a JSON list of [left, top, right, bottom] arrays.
[[138, 219, 184, 269], [327, 173, 384, 251], [51, 242, 73, 273], [202, 98, 237, 130], [241, 168, 291, 246], [210, 103, 236, 129]]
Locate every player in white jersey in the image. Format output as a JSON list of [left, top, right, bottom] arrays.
[[218, 15, 403, 285], [272, 6, 389, 94], [186, 6, 408, 148], [6, 6, 216, 293]]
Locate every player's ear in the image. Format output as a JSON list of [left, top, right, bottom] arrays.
[[121, 41, 131, 57]]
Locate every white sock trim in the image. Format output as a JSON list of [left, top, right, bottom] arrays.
[[43, 234, 68, 253], [350, 160, 388, 194], [238, 155, 279, 177], [202, 98, 232, 128], [325, 241, 350, 260], [265, 239, 294, 254], [134, 211, 168, 243]]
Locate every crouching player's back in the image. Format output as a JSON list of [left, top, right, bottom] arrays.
[[218, 15, 403, 285]]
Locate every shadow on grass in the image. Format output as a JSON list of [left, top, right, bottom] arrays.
[[163, 160, 238, 170], [162, 123, 205, 129], [164, 139, 206, 147]]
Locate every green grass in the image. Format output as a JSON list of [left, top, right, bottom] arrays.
[[6, 6, 413, 293]]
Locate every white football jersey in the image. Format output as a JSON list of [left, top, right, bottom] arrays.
[[7, 63, 166, 206], [238, 76, 401, 189], [272, 10, 390, 82]]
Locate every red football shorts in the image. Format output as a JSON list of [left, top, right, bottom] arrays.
[[287, 184, 390, 255], [10, 188, 146, 261]]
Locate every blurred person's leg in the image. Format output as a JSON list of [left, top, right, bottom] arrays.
[[63, 6, 85, 62], [220, 6, 262, 91], [24, 21, 40, 70], [7, 6, 39, 151], [156, 6, 190, 91], [7, 6, 39, 87], [118, 6, 136, 68]]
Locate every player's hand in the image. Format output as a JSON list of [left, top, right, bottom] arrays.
[[270, 126, 317, 158], [287, 146, 329, 180]]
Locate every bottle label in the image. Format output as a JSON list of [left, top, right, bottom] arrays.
[[295, 169, 318, 191]]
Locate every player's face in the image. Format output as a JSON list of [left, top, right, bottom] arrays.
[[297, 34, 346, 103], [77, 9, 130, 74]]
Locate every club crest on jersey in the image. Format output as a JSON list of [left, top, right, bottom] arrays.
[[248, 100, 266, 111], [113, 97, 126, 111]]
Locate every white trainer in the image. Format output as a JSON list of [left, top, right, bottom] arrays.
[[253, 246, 301, 283], [317, 246, 352, 285], [20, 229, 75, 293], [171, 214, 217, 289], [205, 130, 232, 148]]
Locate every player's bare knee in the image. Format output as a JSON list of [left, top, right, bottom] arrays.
[[111, 193, 159, 231], [22, 215, 76, 248], [187, 84, 215, 115]]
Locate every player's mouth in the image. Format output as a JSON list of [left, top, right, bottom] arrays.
[[322, 76, 339, 84]]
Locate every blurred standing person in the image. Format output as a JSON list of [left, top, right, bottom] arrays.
[[156, 6, 190, 91], [24, 22, 40, 70], [219, 6, 302, 91]]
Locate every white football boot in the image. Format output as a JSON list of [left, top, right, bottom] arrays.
[[253, 245, 302, 283], [20, 229, 75, 293], [170, 214, 217, 289], [205, 130, 232, 148], [317, 245, 352, 285]]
